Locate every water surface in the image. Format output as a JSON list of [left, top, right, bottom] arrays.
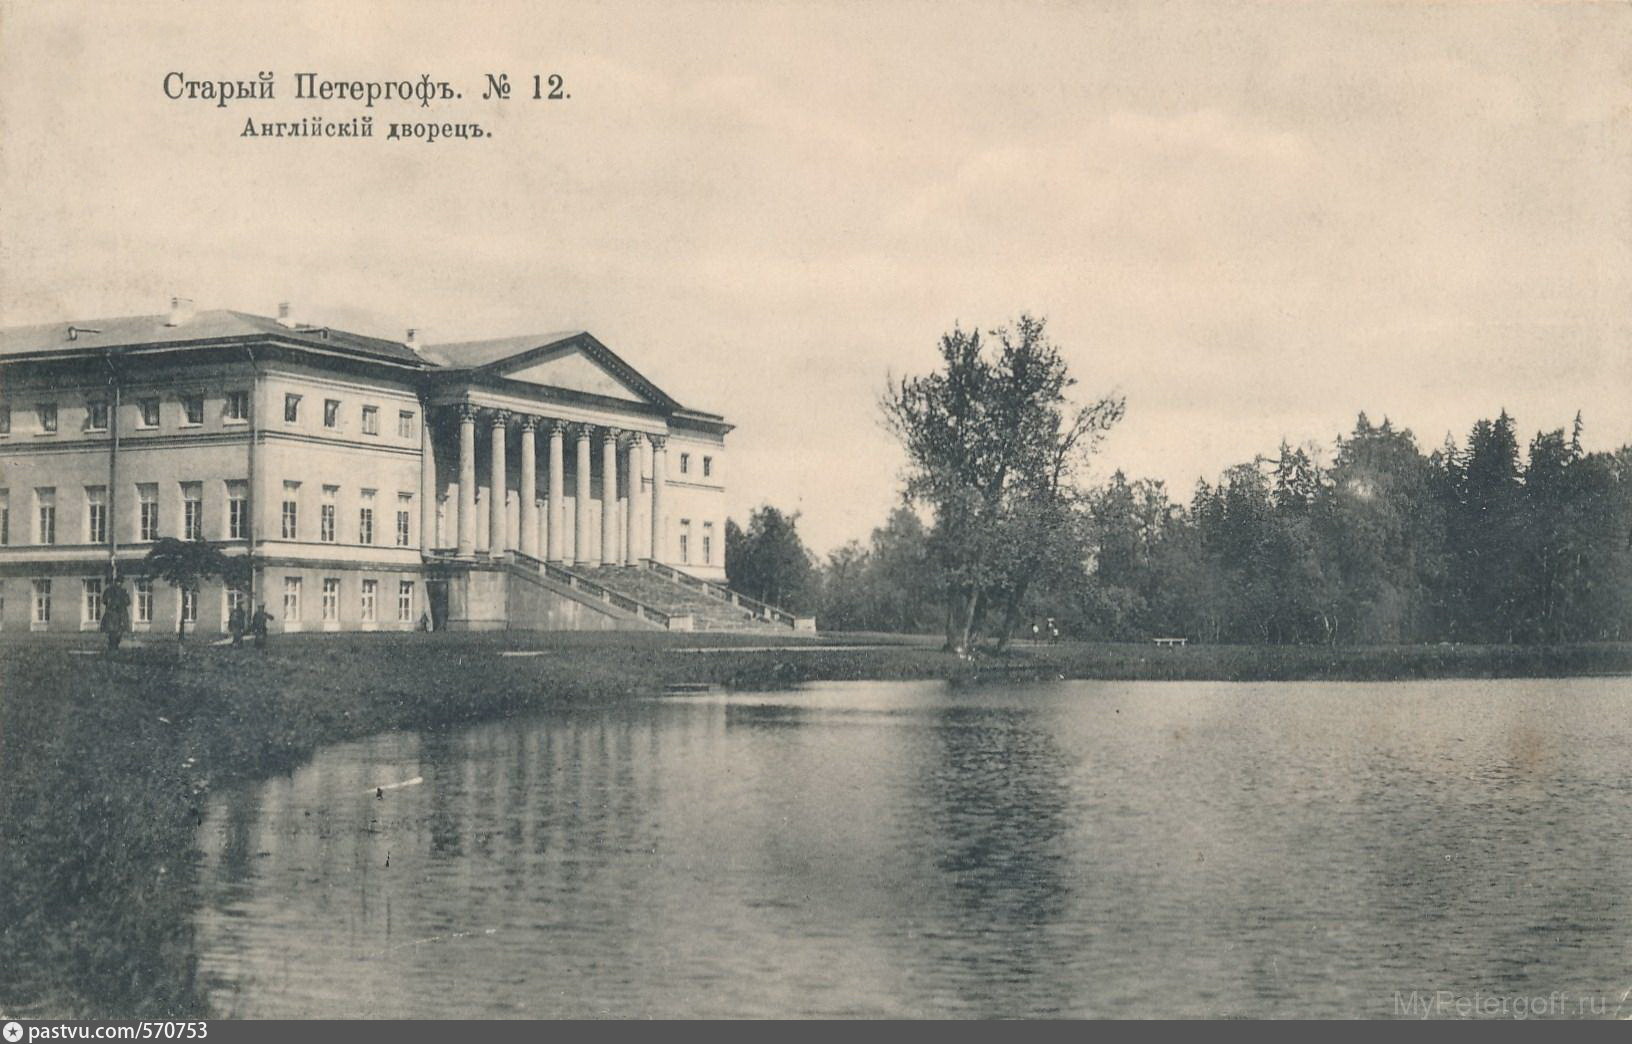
[[193, 678, 1632, 1017]]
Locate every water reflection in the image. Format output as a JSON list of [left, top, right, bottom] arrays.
[[10, 676, 1632, 1017]]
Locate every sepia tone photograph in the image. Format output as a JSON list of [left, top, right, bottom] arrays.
[[1, 0, 1630, 1024]]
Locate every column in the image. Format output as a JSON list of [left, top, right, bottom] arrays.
[[489, 411, 508, 556], [624, 434, 641, 565], [546, 421, 565, 563], [456, 405, 476, 557], [518, 417, 538, 558], [574, 424, 593, 566], [601, 428, 620, 567], [419, 407, 437, 552], [649, 434, 667, 565]]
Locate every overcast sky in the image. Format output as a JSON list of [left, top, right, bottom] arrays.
[[3, 0, 1628, 553]]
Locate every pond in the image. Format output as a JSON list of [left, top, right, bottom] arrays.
[[191, 677, 1632, 1018]]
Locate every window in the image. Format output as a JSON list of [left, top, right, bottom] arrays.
[[36, 488, 56, 545], [282, 577, 302, 622], [134, 579, 153, 625], [182, 482, 203, 540], [398, 410, 415, 438], [183, 395, 204, 426], [320, 486, 338, 543], [322, 577, 340, 622], [702, 521, 714, 565], [85, 400, 109, 432], [37, 403, 58, 434], [138, 398, 159, 428], [226, 585, 248, 626], [227, 481, 248, 540], [361, 405, 379, 436], [703, 456, 713, 478], [679, 518, 691, 564], [395, 494, 412, 547], [225, 390, 250, 422], [138, 484, 159, 542], [83, 579, 104, 626], [280, 482, 300, 540], [0, 404, 9, 434], [32, 579, 51, 627], [284, 394, 301, 423], [323, 399, 341, 429], [397, 580, 414, 623], [1, 489, 9, 545], [358, 490, 375, 545], [679, 452, 690, 475], [86, 486, 107, 544], [180, 588, 197, 625], [360, 579, 377, 623]]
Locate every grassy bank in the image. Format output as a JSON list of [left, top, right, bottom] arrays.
[[1, 631, 1629, 1017]]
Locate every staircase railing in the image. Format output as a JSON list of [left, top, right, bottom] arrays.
[[640, 560, 814, 631], [510, 551, 694, 631]]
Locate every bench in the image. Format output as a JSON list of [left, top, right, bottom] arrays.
[[1152, 637, 1188, 648]]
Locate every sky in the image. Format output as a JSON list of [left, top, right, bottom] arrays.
[[2, 0, 1628, 554]]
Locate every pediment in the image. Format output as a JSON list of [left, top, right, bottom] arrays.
[[496, 343, 653, 404]]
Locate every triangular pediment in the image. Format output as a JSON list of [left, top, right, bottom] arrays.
[[497, 343, 653, 404]]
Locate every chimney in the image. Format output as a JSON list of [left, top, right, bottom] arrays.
[[165, 296, 195, 327], [276, 301, 296, 327], [405, 328, 419, 350]]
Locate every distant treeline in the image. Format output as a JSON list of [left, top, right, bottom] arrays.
[[730, 411, 1632, 645]]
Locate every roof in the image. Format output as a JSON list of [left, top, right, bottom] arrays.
[[0, 309, 425, 365]]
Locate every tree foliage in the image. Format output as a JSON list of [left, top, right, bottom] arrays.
[[881, 315, 1123, 652]]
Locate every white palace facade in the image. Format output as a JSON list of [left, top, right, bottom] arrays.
[[0, 300, 810, 636]]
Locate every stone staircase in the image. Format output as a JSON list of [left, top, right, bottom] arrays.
[[579, 564, 810, 634]]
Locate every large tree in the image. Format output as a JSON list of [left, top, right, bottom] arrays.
[[882, 315, 1122, 654], [143, 537, 247, 642]]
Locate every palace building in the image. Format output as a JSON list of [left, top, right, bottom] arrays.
[[0, 300, 810, 636]]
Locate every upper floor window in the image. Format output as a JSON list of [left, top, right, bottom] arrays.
[[225, 391, 250, 422], [36, 403, 58, 434], [137, 398, 160, 428], [361, 406, 379, 436], [284, 394, 301, 424], [324, 399, 341, 429], [678, 452, 690, 475], [398, 410, 415, 439], [358, 489, 376, 544], [86, 486, 108, 544], [182, 482, 203, 541], [703, 456, 713, 478], [85, 400, 109, 432], [138, 484, 159, 542], [36, 488, 56, 545], [281, 481, 300, 540], [183, 395, 204, 426], [226, 480, 248, 540], [319, 485, 338, 543]]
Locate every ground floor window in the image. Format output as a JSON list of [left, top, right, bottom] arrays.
[[398, 580, 414, 622], [32, 579, 51, 626], [679, 519, 691, 564], [83, 578, 104, 626], [180, 588, 197, 625], [322, 578, 340, 621], [225, 586, 248, 629], [283, 577, 301, 622], [360, 579, 377, 622], [135, 578, 153, 624]]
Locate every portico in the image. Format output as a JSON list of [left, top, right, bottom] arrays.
[[416, 329, 729, 585], [426, 403, 670, 569]]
